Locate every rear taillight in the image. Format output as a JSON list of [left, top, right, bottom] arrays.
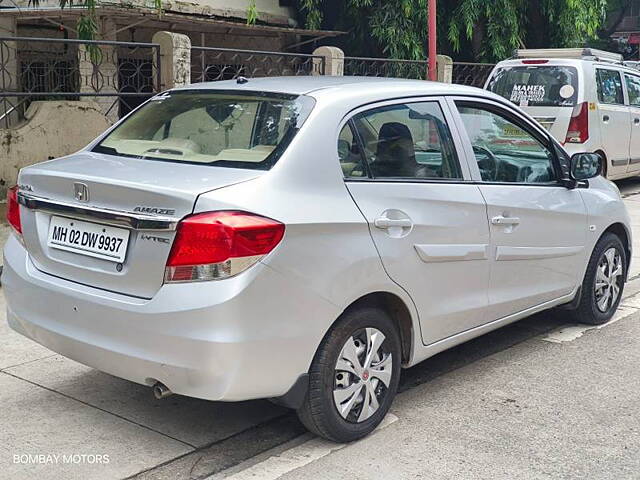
[[522, 59, 549, 64], [565, 102, 589, 144], [7, 185, 22, 235], [164, 211, 285, 283]]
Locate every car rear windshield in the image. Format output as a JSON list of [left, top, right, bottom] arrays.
[[93, 90, 315, 170], [487, 65, 579, 107]]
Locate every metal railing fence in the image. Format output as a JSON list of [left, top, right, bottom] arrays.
[[0, 36, 161, 128], [0, 36, 498, 129], [451, 62, 495, 88], [343, 56, 429, 80], [191, 46, 324, 83]]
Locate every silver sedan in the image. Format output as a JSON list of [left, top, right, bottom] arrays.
[[3, 76, 630, 441]]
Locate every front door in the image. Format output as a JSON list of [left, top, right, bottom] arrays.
[[452, 99, 587, 320], [342, 99, 491, 345], [596, 68, 631, 177]]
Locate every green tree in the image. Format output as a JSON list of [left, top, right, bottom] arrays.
[[298, 0, 609, 62]]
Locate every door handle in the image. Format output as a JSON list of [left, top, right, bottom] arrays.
[[374, 217, 413, 229], [634, 118, 640, 125], [603, 115, 610, 123], [491, 215, 520, 226]]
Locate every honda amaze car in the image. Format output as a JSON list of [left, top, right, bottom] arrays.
[[3, 77, 631, 442]]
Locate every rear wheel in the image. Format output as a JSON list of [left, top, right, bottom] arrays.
[[572, 232, 626, 325], [297, 306, 401, 442]]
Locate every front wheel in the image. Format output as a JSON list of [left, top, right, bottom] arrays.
[[572, 232, 626, 325], [297, 306, 401, 442]]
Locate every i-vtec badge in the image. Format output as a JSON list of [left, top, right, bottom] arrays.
[[140, 234, 170, 244], [133, 206, 176, 216]]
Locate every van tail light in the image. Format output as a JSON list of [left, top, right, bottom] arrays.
[[565, 102, 589, 144], [164, 211, 285, 283], [522, 59, 549, 64], [7, 185, 22, 235]]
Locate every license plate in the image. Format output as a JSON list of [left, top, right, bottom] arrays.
[[47, 216, 130, 263]]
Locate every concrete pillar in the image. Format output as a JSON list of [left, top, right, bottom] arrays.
[[436, 54, 453, 83], [312, 46, 344, 76], [0, 17, 20, 128], [79, 17, 119, 123], [152, 31, 191, 90]]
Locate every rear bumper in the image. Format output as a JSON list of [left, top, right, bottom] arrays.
[[3, 234, 339, 401]]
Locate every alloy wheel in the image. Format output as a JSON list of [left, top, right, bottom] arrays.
[[333, 327, 393, 423], [594, 247, 623, 313]]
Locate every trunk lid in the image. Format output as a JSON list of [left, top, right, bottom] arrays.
[[18, 152, 262, 298]]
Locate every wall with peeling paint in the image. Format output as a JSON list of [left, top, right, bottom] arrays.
[[10, 0, 295, 27], [0, 101, 111, 197]]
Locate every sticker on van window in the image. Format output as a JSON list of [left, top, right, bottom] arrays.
[[559, 85, 575, 99], [510, 84, 545, 104]]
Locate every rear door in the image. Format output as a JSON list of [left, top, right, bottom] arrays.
[[595, 67, 631, 177], [450, 97, 587, 320], [623, 72, 640, 173], [343, 98, 491, 345]]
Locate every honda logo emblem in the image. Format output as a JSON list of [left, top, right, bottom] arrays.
[[74, 183, 89, 203]]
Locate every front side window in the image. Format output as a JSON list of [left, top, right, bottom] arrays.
[[349, 101, 462, 180], [625, 74, 640, 107], [94, 90, 315, 170], [456, 103, 556, 184], [597, 69, 624, 105]]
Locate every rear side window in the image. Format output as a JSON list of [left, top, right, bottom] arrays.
[[349, 102, 462, 180], [625, 74, 640, 107], [93, 90, 315, 170], [596, 69, 624, 105], [487, 65, 578, 107]]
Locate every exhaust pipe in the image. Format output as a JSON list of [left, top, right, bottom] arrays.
[[153, 382, 172, 399]]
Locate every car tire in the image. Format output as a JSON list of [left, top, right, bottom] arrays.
[[572, 232, 626, 325], [297, 306, 401, 442]]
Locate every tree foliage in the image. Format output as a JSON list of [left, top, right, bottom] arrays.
[[298, 0, 610, 62]]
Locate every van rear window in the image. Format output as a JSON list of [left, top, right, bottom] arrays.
[[487, 65, 578, 107]]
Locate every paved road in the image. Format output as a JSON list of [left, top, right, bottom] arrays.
[[1, 177, 640, 480]]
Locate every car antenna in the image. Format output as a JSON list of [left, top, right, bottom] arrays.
[[236, 76, 249, 84]]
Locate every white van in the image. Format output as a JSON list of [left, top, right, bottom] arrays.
[[485, 48, 640, 180]]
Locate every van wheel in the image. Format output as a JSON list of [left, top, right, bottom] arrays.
[[572, 232, 626, 325], [297, 306, 401, 442]]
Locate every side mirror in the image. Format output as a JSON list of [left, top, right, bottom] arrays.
[[570, 152, 602, 181]]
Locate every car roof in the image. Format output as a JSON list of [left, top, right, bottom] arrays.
[[173, 75, 485, 97]]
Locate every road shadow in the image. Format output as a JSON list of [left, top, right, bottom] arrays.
[[399, 308, 568, 392], [129, 308, 570, 479]]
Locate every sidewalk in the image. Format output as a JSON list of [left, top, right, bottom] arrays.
[[244, 300, 640, 480]]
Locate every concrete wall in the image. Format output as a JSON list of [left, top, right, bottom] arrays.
[[0, 101, 111, 195], [9, 0, 295, 26]]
